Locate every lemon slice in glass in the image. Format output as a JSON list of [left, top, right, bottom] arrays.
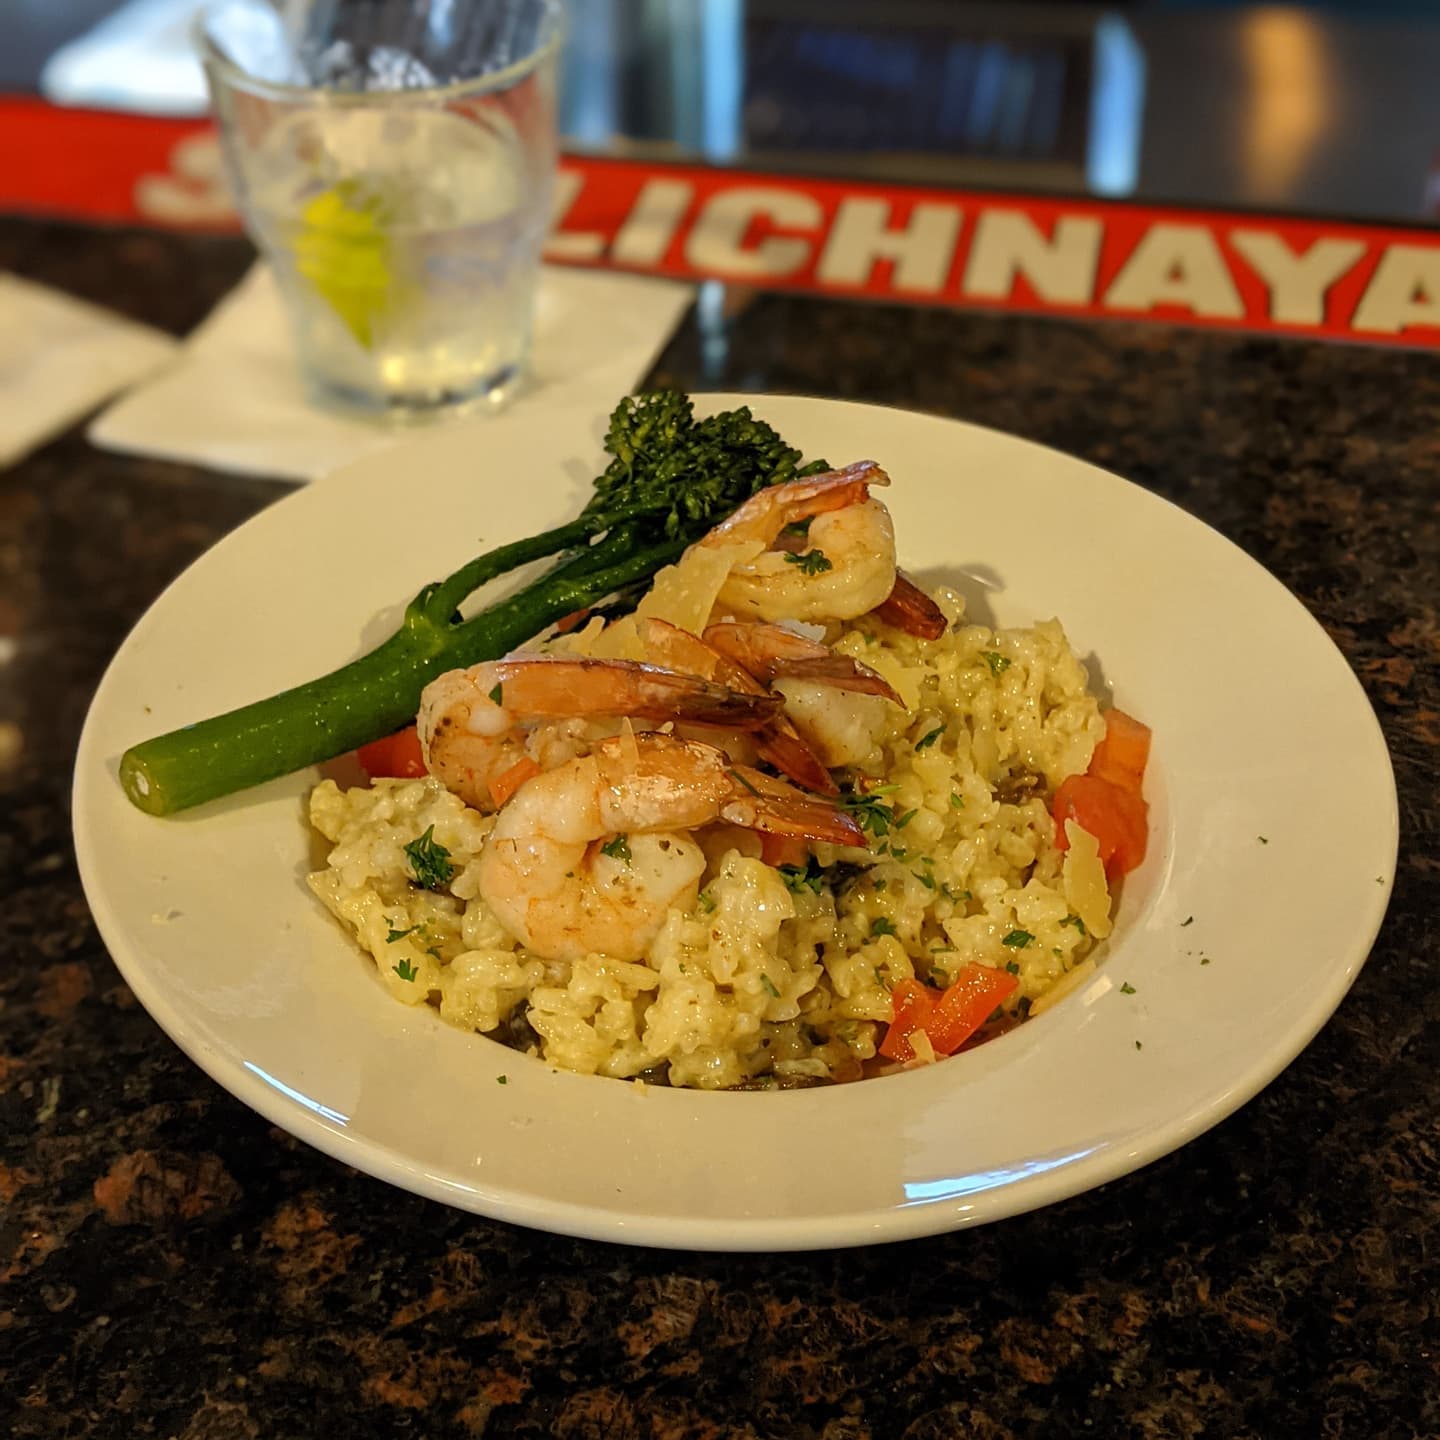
[[294, 179, 402, 350]]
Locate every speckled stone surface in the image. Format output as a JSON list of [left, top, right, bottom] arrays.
[[1, 219, 1436, 1439]]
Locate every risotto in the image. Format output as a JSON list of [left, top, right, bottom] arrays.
[[307, 577, 1128, 1089]]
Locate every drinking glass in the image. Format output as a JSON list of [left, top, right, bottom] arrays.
[[197, 0, 563, 417]]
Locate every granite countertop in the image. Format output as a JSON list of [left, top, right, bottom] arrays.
[[1, 218, 1435, 1439]]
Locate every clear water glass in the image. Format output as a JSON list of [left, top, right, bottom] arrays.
[[197, 0, 563, 418]]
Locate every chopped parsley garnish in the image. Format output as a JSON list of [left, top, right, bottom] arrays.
[[888, 846, 909, 862], [392, 958, 419, 982], [1120, 981, 1136, 995], [872, 879, 887, 892], [842, 787, 898, 837], [1134, 1040, 1143, 1051], [871, 917, 898, 938], [1258, 835, 1269, 844], [913, 870, 936, 890], [915, 726, 945, 751], [760, 974, 780, 998], [981, 651, 1011, 677], [940, 883, 970, 904], [1180, 915, 1195, 927], [1004, 960, 1021, 975], [949, 793, 965, 810], [386, 925, 418, 944], [873, 966, 893, 991], [697, 889, 716, 913], [600, 835, 633, 864], [496, 1074, 508, 1085], [778, 856, 825, 895], [1001, 929, 1035, 948], [894, 809, 917, 830], [784, 548, 833, 576], [781, 517, 813, 538], [1060, 914, 1087, 935], [488, 682, 503, 705], [403, 826, 454, 890], [1200, 957, 1211, 966]]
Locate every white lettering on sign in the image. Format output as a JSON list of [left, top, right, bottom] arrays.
[[544, 169, 605, 261], [1104, 223, 1245, 319], [963, 210, 1103, 305], [1351, 244, 1440, 333], [611, 178, 695, 266], [816, 198, 962, 293], [685, 187, 822, 278], [134, 133, 235, 226], [1229, 231, 1365, 326]]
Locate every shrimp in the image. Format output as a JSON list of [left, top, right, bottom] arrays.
[[701, 622, 903, 704], [693, 462, 898, 623], [475, 733, 864, 962], [702, 621, 903, 771], [770, 680, 892, 769], [634, 619, 770, 705], [417, 654, 781, 812], [636, 618, 839, 795], [872, 571, 948, 640]]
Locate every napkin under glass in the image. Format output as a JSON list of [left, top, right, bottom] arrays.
[[90, 264, 695, 482]]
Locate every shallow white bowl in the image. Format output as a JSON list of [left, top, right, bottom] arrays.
[[73, 395, 1398, 1250]]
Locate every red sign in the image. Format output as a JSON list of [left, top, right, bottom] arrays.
[[5, 95, 1440, 348]]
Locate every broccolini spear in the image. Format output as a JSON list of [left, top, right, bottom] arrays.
[[119, 392, 828, 816]]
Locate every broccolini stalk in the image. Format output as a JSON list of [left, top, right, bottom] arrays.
[[119, 392, 827, 816], [119, 531, 684, 815]]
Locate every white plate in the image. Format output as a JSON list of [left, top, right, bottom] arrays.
[[73, 395, 1398, 1250]]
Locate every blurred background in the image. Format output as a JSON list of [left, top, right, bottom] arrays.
[[6, 0, 1440, 223]]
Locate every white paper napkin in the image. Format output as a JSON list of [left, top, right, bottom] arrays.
[[0, 274, 179, 469], [90, 265, 695, 482]]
